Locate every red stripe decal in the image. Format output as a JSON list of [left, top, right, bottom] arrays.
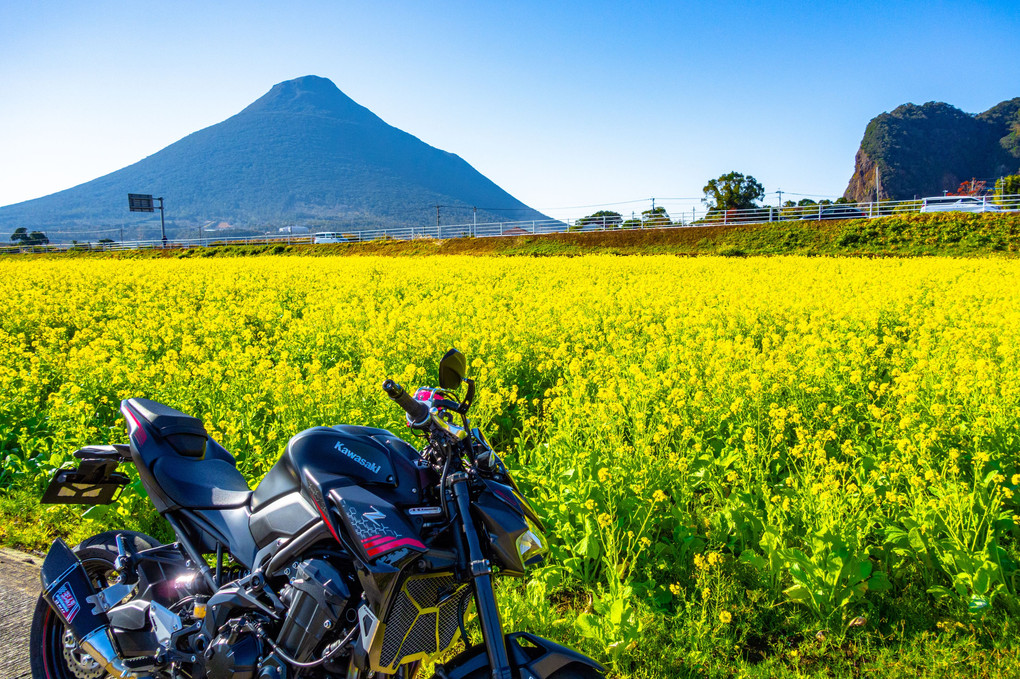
[[366, 537, 427, 558], [362, 535, 395, 548], [310, 496, 343, 545], [125, 407, 148, 445]]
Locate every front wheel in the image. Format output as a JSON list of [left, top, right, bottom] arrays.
[[29, 546, 120, 679]]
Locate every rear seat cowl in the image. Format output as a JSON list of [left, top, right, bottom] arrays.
[[125, 397, 208, 458]]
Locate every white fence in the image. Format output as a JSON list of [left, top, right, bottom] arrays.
[[6, 194, 1020, 252]]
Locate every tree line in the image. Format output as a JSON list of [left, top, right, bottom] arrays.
[[574, 172, 859, 229], [8, 227, 49, 245]]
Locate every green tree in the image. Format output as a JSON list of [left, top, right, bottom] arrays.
[[641, 206, 671, 227], [576, 211, 623, 229], [9, 227, 49, 245], [995, 174, 1020, 204], [702, 172, 765, 211]]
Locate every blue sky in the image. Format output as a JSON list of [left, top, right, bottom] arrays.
[[1, 1, 1017, 221]]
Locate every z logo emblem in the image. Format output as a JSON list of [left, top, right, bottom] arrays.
[[363, 507, 386, 524]]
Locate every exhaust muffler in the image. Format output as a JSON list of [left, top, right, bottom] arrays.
[[40, 538, 133, 678]]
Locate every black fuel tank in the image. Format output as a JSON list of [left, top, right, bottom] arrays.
[[251, 426, 426, 511]]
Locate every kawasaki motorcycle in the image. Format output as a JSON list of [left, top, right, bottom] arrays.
[[31, 349, 604, 679]]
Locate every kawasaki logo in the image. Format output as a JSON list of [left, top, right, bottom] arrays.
[[334, 441, 381, 474]]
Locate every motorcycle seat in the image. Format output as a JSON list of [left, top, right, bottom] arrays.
[[152, 454, 252, 509]]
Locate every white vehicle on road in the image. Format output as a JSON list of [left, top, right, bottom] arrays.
[[920, 196, 1001, 213], [312, 231, 348, 243]]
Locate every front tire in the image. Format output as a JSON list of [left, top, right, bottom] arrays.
[[29, 546, 121, 679]]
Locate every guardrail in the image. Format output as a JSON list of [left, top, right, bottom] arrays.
[[4, 194, 1020, 253]]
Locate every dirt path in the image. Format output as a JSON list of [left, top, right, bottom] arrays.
[[0, 547, 41, 678]]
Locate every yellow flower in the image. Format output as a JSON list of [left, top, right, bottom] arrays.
[[719, 611, 732, 624], [597, 468, 611, 483], [669, 583, 681, 596], [652, 489, 667, 503], [597, 513, 612, 528]]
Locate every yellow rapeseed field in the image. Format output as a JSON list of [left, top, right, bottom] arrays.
[[2, 255, 1019, 675]]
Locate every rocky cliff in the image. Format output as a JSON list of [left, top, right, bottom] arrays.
[[844, 98, 1020, 202]]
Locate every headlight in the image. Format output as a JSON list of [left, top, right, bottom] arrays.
[[515, 521, 548, 568]]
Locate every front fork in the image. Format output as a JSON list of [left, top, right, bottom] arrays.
[[449, 473, 513, 679]]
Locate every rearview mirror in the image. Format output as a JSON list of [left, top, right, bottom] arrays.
[[438, 348, 467, 390]]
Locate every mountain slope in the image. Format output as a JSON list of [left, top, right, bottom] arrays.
[[0, 76, 547, 240], [844, 98, 1020, 202]]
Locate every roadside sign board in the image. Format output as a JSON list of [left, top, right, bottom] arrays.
[[128, 194, 154, 212]]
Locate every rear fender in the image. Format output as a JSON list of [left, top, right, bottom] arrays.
[[434, 632, 605, 679]]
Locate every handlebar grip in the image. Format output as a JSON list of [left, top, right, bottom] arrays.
[[382, 379, 431, 425]]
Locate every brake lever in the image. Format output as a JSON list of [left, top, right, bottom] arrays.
[[429, 408, 468, 441], [456, 378, 475, 415]]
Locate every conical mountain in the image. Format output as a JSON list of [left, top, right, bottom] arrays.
[[0, 76, 547, 241]]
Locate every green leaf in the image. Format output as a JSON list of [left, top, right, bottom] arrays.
[[740, 551, 768, 571], [784, 584, 813, 603], [973, 566, 991, 595], [867, 570, 892, 593], [81, 504, 110, 520], [574, 613, 599, 639], [574, 519, 601, 559], [609, 596, 625, 626], [907, 527, 928, 554]]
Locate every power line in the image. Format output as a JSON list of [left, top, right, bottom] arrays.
[[780, 191, 843, 198]]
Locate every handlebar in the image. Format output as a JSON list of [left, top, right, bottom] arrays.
[[382, 379, 431, 426]]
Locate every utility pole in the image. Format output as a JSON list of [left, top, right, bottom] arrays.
[[158, 197, 166, 247], [436, 204, 440, 228], [777, 189, 783, 206], [473, 206, 477, 235]]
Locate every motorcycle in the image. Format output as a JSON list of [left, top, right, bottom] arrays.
[[31, 348, 604, 679]]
